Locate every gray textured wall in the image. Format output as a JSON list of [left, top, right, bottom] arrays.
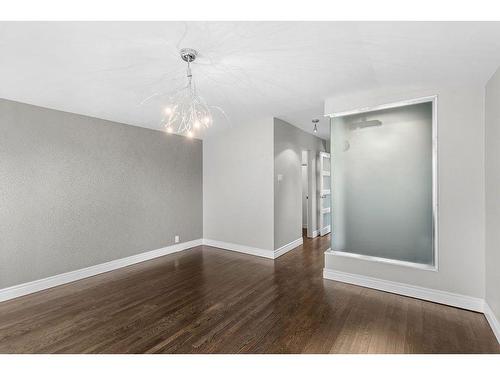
[[0, 99, 203, 288], [274, 118, 327, 250], [486, 66, 500, 325]]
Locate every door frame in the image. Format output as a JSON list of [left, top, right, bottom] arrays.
[[319, 151, 331, 236]]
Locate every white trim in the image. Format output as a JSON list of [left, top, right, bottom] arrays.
[[431, 95, 439, 271], [324, 95, 438, 118], [310, 229, 319, 238], [327, 250, 437, 271], [0, 239, 203, 303], [319, 151, 332, 239], [322, 268, 484, 312], [320, 225, 331, 236], [274, 237, 303, 258], [484, 303, 500, 345], [2, 237, 498, 344], [202, 239, 274, 259]]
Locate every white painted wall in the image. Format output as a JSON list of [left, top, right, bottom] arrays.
[[324, 84, 486, 298], [485, 66, 500, 323], [203, 117, 274, 251]]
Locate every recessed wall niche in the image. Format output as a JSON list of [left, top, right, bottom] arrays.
[[329, 98, 437, 268]]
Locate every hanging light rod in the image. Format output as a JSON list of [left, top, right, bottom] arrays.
[[312, 119, 319, 133], [180, 48, 198, 63]]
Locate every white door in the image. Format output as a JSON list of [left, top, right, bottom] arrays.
[[319, 151, 331, 236]]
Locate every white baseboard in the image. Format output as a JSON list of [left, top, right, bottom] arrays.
[[2, 237, 499, 346], [202, 239, 274, 259], [484, 303, 500, 344], [323, 268, 484, 312], [309, 230, 319, 238], [274, 237, 303, 258], [0, 239, 203, 303], [0, 237, 285, 303], [320, 225, 331, 236]]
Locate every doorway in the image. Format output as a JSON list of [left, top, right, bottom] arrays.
[[302, 149, 331, 239]]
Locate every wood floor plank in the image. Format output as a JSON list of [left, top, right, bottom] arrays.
[[0, 234, 498, 354]]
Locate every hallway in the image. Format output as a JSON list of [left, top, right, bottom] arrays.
[[0, 234, 498, 353]]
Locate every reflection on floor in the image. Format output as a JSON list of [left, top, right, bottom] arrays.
[[0, 234, 498, 353]]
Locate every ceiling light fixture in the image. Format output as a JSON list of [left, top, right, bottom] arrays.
[[162, 48, 214, 137], [312, 119, 319, 133]]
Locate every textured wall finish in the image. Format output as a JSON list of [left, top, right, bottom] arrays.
[[0, 99, 202, 288]]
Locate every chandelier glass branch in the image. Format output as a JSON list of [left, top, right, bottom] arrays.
[[161, 48, 215, 138]]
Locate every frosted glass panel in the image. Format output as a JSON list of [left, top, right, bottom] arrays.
[[322, 157, 331, 172], [322, 175, 331, 191], [330, 102, 434, 265]]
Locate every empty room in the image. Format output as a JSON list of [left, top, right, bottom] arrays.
[[2, 2, 500, 371]]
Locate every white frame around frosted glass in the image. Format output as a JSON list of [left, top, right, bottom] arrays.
[[325, 95, 438, 271], [319, 151, 332, 236]]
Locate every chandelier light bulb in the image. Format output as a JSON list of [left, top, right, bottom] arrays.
[[157, 48, 220, 137]]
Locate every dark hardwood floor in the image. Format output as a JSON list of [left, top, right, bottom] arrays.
[[0, 234, 498, 353]]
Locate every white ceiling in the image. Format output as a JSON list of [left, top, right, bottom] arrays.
[[1, 21, 500, 140]]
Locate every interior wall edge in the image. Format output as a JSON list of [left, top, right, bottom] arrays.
[[274, 237, 303, 259], [484, 303, 500, 345], [485, 63, 500, 347]]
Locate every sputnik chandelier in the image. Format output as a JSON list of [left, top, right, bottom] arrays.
[[162, 48, 213, 137]]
